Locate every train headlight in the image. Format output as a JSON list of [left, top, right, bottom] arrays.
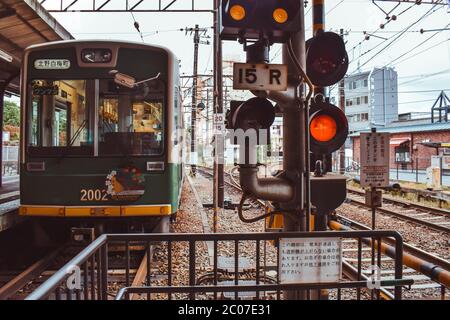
[[81, 48, 112, 63]]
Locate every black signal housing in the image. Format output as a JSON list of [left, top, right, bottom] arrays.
[[306, 31, 348, 87], [220, 0, 302, 43]]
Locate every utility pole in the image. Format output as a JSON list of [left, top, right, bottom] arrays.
[[187, 25, 209, 175], [206, 88, 210, 152], [339, 28, 346, 175], [190, 24, 200, 175], [213, 0, 225, 228]]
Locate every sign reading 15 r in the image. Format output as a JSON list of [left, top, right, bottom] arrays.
[[233, 63, 288, 91]]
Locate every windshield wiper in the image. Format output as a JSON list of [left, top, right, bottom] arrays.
[[57, 119, 89, 162], [68, 119, 88, 147]]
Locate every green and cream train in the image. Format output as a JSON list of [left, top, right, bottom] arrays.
[[19, 40, 184, 236]]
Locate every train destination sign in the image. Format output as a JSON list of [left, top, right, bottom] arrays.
[[360, 132, 390, 188], [279, 237, 342, 284], [233, 63, 288, 91], [34, 59, 71, 70]]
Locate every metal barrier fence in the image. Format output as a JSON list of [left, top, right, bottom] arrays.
[[26, 231, 412, 300], [2, 145, 18, 175]]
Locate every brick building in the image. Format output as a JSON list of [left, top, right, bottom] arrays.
[[350, 122, 450, 171]]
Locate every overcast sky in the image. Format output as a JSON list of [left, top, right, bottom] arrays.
[[25, 0, 450, 114]]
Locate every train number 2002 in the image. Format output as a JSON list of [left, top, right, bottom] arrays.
[[80, 189, 108, 201]]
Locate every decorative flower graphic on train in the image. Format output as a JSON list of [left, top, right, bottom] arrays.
[[105, 167, 146, 201]]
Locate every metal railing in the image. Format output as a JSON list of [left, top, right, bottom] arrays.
[[26, 231, 412, 300], [2, 145, 19, 175]]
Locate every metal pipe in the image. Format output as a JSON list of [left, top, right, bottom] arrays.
[[329, 220, 450, 288], [239, 166, 294, 202]]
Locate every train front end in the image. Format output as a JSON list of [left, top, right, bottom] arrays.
[[19, 40, 183, 236]]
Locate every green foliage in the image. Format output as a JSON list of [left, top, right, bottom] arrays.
[[3, 100, 20, 127]]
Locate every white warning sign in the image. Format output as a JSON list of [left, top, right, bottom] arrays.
[[279, 237, 342, 284], [360, 132, 390, 188]]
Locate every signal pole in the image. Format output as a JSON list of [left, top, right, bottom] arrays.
[[339, 28, 346, 175], [312, 0, 328, 301], [312, 0, 327, 234], [213, 0, 225, 232], [280, 1, 308, 300]]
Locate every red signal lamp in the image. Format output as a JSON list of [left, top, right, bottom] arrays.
[[309, 101, 348, 155]]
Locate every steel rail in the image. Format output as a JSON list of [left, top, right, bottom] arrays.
[[199, 166, 450, 293], [346, 196, 450, 233], [25, 235, 108, 300], [341, 260, 394, 300], [347, 187, 450, 216], [0, 245, 65, 300], [196, 166, 398, 299], [129, 251, 150, 300], [335, 214, 450, 272], [330, 219, 450, 289]]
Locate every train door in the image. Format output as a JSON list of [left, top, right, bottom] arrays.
[[53, 102, 70, 147]]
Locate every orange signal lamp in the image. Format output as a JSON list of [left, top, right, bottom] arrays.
[[273, 8, 288, 24], [310, 114, 337, 142], [230, 4, 246, 21]]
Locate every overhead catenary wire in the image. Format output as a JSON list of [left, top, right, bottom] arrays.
[[387, 23, 450, 66], [347, 1, 417, 59], [350, 0, 442, 74], [353, 13, 442, 73], [392, 37, 450, 66], [349, 2, 443, 74], [130, 12, 144, 42]]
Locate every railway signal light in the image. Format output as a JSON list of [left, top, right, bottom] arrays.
[[306, 31, 348, 87], [309, 101, 348, 173], [226, 98, 275, 145], [220, 0, 302, 43]]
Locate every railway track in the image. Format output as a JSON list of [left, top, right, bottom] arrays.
[[332, 216, 448, 300], [195, 166, 449, 300], [346, 188, 450, 234], [0, 245, 74, 300]]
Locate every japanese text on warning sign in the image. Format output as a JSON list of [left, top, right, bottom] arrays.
[[360, 132, 390, 188], [279, 237, 342, 284]]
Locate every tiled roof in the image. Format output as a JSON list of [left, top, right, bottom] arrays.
[[349, 122, 450, 137]]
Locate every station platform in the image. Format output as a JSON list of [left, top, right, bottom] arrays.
[[0, 175, 20, 233]]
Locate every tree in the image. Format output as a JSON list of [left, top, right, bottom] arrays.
[[3, 100, 20, 127]]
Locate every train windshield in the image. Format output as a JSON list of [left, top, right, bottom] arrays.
[[26, 78, 165, 157]]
